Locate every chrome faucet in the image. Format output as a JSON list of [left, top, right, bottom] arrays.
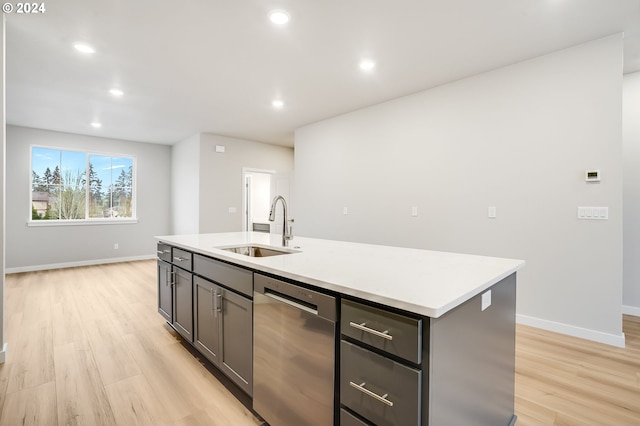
[[269, 195, 293, 247]]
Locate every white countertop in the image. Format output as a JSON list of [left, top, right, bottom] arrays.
[[156, 232, 525, 318]]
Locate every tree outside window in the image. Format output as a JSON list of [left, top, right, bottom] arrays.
[[31, 147, 135, 221]]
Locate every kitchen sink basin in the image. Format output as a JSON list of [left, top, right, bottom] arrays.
[[219, 245, 295, 257]]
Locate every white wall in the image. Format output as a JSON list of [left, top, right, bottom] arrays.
[[198, 133, 294, 233], [171, 133, 200, 234], [294, 35, 624, 345], [5, 125, 171, 271], [623, 71, 640, 316]]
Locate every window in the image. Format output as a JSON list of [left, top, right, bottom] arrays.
[[31, 146, 135, 222]]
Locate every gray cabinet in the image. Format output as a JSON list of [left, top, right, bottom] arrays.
[[341, 275, 518, 426], [157, 260, 172, 322], [341, 340, 421, 426], [193, 254, 253, 297], [194, 276, 221, 363], [340, 299, 424, 426], [172, 265, 193, 342], [156, 242, 193, 342], [192, 255, 253, 396], [342, 299, 422, 364], [219, 288, 252, 396], [172, 247, 192, 270], [157, 243, 172, 262], [340, 409, 370, 426], [157, 244, 253, 396]]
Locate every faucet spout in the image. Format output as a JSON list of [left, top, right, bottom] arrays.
[[268, 195, 293, 247]]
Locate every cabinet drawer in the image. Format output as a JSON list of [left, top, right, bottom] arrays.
[[193, 254, 253, 297], [157, 243, 172, 262], [172, 247, 192, 271], [341, 340, 421, 426], [341, 299, 422, 364], [340, 408, 372, 426]]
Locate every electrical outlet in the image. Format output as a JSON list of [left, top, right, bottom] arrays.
[[481, 290, 491, 311], [411, 206, 418, 217], [343, 207, 348, 215], [114, 243, 119, 250]]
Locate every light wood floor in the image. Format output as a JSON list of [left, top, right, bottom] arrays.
[[515, 315, 640, 425], [0, 260, 639, 425], [1, 260, 262, 426]]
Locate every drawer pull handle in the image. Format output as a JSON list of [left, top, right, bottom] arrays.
[[156, 250, 164, 255], [173, 256, 188, 262], [349, 381, 394, 407], [349, 322, 393, 341]]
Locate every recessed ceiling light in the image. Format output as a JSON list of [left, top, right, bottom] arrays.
[[272, 99, 284, 109], [73, 42, 95, 54], [91, 122, 102, 128], [359, 60, 376, 71], [269, 10, 290, 25], [109, 88, 124, 97]]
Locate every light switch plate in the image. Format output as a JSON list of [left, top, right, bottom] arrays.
[[578, 206, 608, 220]]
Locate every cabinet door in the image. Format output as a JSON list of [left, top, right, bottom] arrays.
[[157, 260, 172, 322], [193, 276, 221, 366], [173, 266, 193, 342], [221, 289, 253, 396]]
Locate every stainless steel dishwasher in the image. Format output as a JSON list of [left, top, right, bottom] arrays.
[[253, 273, 337, 426]]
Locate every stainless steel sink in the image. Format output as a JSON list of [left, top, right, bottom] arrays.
[[219, 245, 294, 257]]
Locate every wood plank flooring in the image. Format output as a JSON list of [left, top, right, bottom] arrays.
[[0, 260, 639, 425], [515, 315, 640, 425], [1, 261, 261, 426]]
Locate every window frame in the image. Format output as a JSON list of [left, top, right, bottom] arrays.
[[28, 145, 138, 226]]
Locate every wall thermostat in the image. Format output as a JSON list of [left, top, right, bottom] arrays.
[[585, 169, 601, 182]]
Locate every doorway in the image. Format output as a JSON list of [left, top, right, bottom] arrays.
[[242, 168, 291, 234], [242, 169, 274, 233]]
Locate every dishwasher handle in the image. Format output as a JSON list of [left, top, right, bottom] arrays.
[[255, 273, 336, 322], [264, 291, 318, 315]]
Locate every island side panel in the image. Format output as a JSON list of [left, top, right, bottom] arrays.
[[427, 273, 517, 426]]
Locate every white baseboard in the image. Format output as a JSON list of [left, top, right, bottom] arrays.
[[623, 305, 640, 317], [5, 255, 156, 274], [516, 314, 626, 348], [0, 343, 7, 364]]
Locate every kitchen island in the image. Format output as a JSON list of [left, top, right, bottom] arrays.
[[156, 232, 525, 426]]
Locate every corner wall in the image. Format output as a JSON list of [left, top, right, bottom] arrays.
[[5, 126, 172, 271], [294, 35, 624, 345], [171, 133, 200, 234], [623, 71, 640, 316], [197, 133, 294, 233]]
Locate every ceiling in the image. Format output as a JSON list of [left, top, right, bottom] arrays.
[[5, 0, 640, 148]]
